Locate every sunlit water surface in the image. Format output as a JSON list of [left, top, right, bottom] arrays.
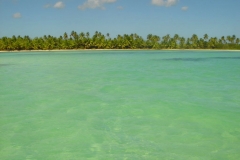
[[1, 50, 240, 159]]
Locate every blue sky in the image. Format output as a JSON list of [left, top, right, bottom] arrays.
[[0, 0, 239, 39]]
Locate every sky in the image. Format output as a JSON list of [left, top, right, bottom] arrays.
[[0, 0, 240, 39]]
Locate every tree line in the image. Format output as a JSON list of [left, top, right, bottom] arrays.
[[0, 31, 239, 50]]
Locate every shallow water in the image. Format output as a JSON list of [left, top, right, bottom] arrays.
[[1, 50, 240, 159]]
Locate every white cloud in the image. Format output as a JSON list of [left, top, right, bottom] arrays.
[[78, 0, 116, 10], [44, 4, 51, 8], [152, 0, 178, 7], [13, 12, 21, 18], [181, 6, 188, 11], [53, 1, 65, 9]]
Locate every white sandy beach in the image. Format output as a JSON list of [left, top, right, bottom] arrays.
[[0, 49, 240, 53]]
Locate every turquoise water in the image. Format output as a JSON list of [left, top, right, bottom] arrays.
[[1, 50, 240, 159]]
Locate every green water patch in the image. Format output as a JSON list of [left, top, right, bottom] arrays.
[[1, 50, 240, 159]]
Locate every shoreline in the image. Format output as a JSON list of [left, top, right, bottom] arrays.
[[0, 49, 240, 53]]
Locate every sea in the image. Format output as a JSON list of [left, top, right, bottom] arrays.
[[0, 50, 240, 159]]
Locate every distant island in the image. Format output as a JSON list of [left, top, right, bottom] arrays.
[[0, 31, 239, 51]]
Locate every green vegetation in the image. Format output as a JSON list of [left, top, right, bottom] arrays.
[[0, 31, 239, 50]]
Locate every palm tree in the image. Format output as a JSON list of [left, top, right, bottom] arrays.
[[191, 34, 199, 48], [179, 37, 185, 49], [147, 34, 152, 41], [32, 37, 39, 50], [162, 34, 170, 49], [70, 31, 75, 39], [236, 38, 239, 44], [168, 38, 176, 49], [185, 38, 191, 49], [173, 34, 179, 48], [208, 37, 218, 49], [79, 32, 85, 49], [204, 34, 208, 41], [232, 35, 236, 44], [64, 32, 68, 40], [198, 38, 205, 49], [226, 36, 231, 44], [1, 31, 240, 50], [221, 36, 226, 44], [86, 32, 90, 38]]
